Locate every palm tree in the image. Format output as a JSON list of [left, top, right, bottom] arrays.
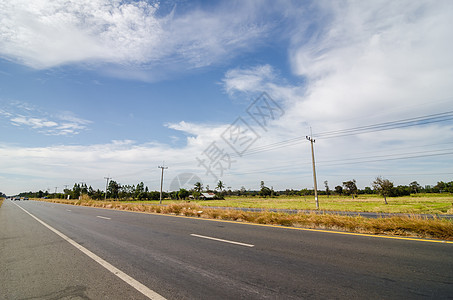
[[216, 180, 224, 192], [194, 182, 203, 193]]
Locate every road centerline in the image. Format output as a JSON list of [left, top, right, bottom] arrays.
[[12, 202, 166, 300], [97, 215, 111, 220], [190, 233, 254, 247]]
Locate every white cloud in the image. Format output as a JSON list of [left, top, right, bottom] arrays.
[[1, 101, 91, 135], [0, 0, 270, 79], [216, 0, 453, 189], [288, 0, 453, 122], [11, 116, 58, 128], [222, 65, 276, 97], [1, 1, 452, 195], [221, 1, 453, 130]]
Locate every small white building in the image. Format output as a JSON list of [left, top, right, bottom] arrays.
[[200, 192, 216, 199]]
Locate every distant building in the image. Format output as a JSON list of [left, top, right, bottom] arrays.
[[200, 192, 216, 199]]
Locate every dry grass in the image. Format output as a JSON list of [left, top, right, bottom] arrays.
[[33, 197, 453, 241], [196, 194, 453, 214]]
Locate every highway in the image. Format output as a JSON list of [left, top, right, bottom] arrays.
[[1, 199, 452, 299]]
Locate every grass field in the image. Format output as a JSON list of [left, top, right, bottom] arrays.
[[33, 197, 453, 241], [134, 194, 453, 214]]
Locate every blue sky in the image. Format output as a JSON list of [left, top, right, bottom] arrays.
[[1, 0, 452, 195]]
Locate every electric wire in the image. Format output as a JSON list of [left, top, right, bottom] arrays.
[[226, 110, 453, 158], [97, 109, 453, 184]]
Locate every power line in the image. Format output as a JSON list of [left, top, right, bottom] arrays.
[[316, 111, 453, 139], [221, 149, 453, 177], [58, 110, 452, 189], [227, 110, 453, 157], [317, 147, 453, 165]]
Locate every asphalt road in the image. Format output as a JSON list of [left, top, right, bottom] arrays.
[[1, 199, 452, 299]]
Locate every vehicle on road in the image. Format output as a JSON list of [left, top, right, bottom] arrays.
[[14, 197, 20, 201]]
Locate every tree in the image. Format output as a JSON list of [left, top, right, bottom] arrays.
[[391, 185, 410, 197], [334, 185, 343, 195], [81, 183, 88, 194], [409, 181, 422, 194], [192, 191, 201, 199], [259, 181, 272, 197], [372, 177, 393, 204], [72, 183, 81, 199], [134, 182, 146, 200], [216, 180, 224, 192], [107, 180, 120, 199], [433, 181, 451, 193], [91, 189, 104, 200], [178, 188, 189, 200], [342, 180, 358, 199], [324, 180, 330, 197], [194, 182, 203, 193], [363, 186, 374, 194]]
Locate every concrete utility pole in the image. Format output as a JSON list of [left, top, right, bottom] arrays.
[[104, 176, 111, 201], [158, 166, 168, 204], [306, 134, 319, 209], [54, 187, 58, 194]]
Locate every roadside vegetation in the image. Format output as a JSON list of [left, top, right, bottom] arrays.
[[34, 195, 453, 241], [187, 194, 453, 215], [15, 178, 453, 240]]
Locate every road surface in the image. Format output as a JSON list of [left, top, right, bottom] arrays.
[[1, 199, 452, 299]]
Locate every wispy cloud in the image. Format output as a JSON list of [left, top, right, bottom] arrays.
[[11, 116, 58, 129], [1, 101, 91, 136], [287, 0, 453, 122], [222, 65, 276, 97], [0, 0, 270, 79], [216, 0, 453, 190], [222, 1, 453, 129], [1, 1, 452, 195]]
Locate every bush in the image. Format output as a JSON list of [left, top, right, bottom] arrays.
[[390, 185, 411, 197]]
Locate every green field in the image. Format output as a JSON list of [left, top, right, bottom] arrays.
[[134, 193, 453, 214], [34, 195, 453, 240]]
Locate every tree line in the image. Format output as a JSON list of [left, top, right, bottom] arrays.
[[16, 180, 226, 201], [12, 179, 453, 201]]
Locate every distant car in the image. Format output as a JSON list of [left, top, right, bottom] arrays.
[[14, 197, 20, 201], [23, 197, 29, 200]]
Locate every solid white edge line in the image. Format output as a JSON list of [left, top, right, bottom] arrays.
[[97, 216, 111, 220], [13, 202, 166, 300], [190, 234, 254, 247]]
